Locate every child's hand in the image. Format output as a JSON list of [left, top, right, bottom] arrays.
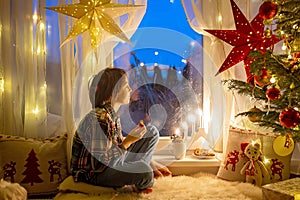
[[128, 121, 147, 138], [121, 120, 147, 149]]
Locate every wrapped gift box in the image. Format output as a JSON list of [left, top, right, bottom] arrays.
[[262, 178, 300, 200]]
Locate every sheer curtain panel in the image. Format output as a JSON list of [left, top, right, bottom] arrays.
[[182, 0, 261, 152], [0, 0, 48, 138]]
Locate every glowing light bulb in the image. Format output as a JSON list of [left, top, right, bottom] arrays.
[[154, 51, 159, 56], [140, 62, 145, 67], [36, 47, 41, 55], [190, 41, 196, 47], [270, 77, 276, 83], [218, 15, 222, 22], [293, 24, 298, 29], [175, 128, 180, 136], [41, 83, 47, 90], [32, 14, 38, 23], [39, 22, 45, 31], [0, 78, 4, 92], [263, 157, 270, 164], [32, 106, 39, 114], [282, 43, 287, 51]]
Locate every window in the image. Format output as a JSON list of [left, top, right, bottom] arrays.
[[45, 0, 62, 116], [43, 0, 204, 140], [114, 1, 203, 138]]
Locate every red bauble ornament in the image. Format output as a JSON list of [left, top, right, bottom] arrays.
[[279, 108, 300, 128], [293, 52, 300, 59], [254, 69, 271, 87], [259, 1, 278, 20], [266, 87, 281, 100]]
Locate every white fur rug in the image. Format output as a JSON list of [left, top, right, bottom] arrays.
[[54, 173, 262, 200], [0, 179, 27, 200]]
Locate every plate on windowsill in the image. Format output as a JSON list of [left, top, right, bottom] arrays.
[[192, 153, 216, 159]]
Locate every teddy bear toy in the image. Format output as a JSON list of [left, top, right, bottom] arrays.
[[240, 142, 270, 186]]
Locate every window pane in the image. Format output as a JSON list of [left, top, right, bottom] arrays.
[[115, 1, 203, 137], [45, 0, 62, 115]]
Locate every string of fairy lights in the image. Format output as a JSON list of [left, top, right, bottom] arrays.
[[31, 0, 47, 117]]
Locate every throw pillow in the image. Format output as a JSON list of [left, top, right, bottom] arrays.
[[0, 133, 69, 196], [262, 133, 292, 183], [217, 126, 293, 185]]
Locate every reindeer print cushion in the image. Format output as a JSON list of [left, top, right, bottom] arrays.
[[261, 134, 292, 184], [0, 133, 68, 196], [217, 127, 292, 185]]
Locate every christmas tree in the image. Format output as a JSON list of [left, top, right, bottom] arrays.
[[224, 0, 300, 142]]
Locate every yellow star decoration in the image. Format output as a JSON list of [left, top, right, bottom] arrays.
[[46, 0, 144, 48]]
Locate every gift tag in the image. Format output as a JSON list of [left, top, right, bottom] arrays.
[[273, 135, 295, 156]]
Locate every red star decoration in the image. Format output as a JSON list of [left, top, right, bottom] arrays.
[[204, 0, 282, 77]]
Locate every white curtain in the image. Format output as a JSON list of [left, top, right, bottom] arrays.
[[182, 0, 300, 174], [0, 0, 48, 138], [182, 0, 261, 152], [50, 0, 147, 171], [0, 0, 147, 139], [49, 0, 148, 136], [71, 0, 147, 131]]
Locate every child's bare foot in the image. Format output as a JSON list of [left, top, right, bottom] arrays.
[[139, 188, 153, 194], [131, 185, 153, 194]]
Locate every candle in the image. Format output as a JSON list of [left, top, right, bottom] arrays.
[[171, 127, 180, 141], [182, 121, 188, 141], [188, 114, 196, 137], [175, 128, 180, 137], [196, 108, 203, 128]]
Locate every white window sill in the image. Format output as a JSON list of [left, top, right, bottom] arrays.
[[153, 137, 222, 175], [291, 159, 300, 175], [152, 153, 221, 168]]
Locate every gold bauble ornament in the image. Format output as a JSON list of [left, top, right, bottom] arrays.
[[273, 134, 294, 156], [264, 28, 272, 38], [247, 107, 262, 122], [292, 37, 300, 53], [254, 69, 271, 87], [46, 0, 144, 48], [291, 64, 299, 73]]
